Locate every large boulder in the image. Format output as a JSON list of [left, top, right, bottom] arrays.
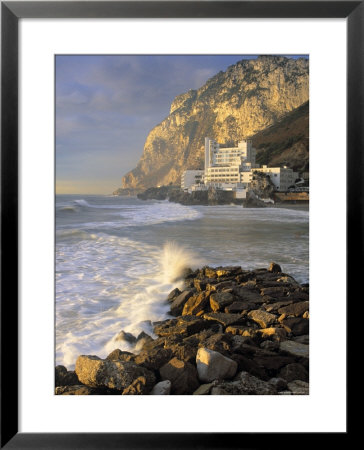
[[279, 316, 309, 335], [134, 347, 173, 371], [75, 355, 155, 391], [196, 348, 238, 383], [159, 357, 199, 394]]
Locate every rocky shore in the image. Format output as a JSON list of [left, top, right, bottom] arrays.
[[55, 263, 309, 395], [136, 185, 271, 208]]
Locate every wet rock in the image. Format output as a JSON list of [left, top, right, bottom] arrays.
[[280, 340, 309, 358], [167, 342, 197, 364], [115, 330, 137, 344], [167, 288, 181, 302], [230, 334, 257, 352], [277, 301, 309, 317], [287, 290, 309, 302], [203, 312, 245, 327], [150, 380, 171, 395], [287, 379, 309, 395], [204, 267, 218, 278], [122, 376, 153, 395], [248, 310, 277, 328], [268, 262, 282, 273], [210, 291, 234, 312], [196, 348, 238, 382], [106, 349, 135, 362], [55, 365, 80, 387], [75, 355, 155, 391], [182, 292, 209, 316], [279, 363, 308, 382], [160, 357, 199, 394], [170, 290, 193, 316]]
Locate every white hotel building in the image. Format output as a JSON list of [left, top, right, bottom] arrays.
[[181, 137, 298, 193]]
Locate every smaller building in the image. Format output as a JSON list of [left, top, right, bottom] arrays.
[[253, 165, 298, 192], [181, 170, 204, 191]]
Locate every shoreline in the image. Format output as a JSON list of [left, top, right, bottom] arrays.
[[56, 263, 309, 395]]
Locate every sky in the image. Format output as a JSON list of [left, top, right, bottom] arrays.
[[56, 55, 306, 195]]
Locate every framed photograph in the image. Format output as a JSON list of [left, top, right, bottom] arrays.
[[1, 1, 358, 447]]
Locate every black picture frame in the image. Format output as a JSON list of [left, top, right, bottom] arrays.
[[1, 1, 357, 448]]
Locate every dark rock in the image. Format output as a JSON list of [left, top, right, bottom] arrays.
[[154, 316, 210, 337], [55, 365, 80, 387], [260, 286, 289, 298], [203, 312, 245, 327], [134, 347, 173, 371], [199, 332, 232, 356], [277, 301, 309, 317], [160, 357, 199, 394], [150, 380, 171, 395], [268, 262, 282, 273], [210, 291, 234, 312], [279, 340, 309, 358], [287, 290, 309, 302], [287, 380, 309, 395], [279, 363, 309, 382], [106, 349, 135, 362], [115, 330, 137, 344], [224, 301, 253, 314], [229, 354, 268, 380], [233, 287, 264, 304], [268, 377, 288, 391], [293, 335, 309, 345], [254, 355, 295, 376], [264, 300, 295, 312], [279, 316, 309, 335], [170, 290, 193, 316], [260, 340, 279, 352], [167, 288, 181, 302]]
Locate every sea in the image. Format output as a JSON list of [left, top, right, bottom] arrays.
[[56, 194, 309, 369]]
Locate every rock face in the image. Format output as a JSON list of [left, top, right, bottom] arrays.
[[61, 263, 309, 395], [122, 56, 309, 189]]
